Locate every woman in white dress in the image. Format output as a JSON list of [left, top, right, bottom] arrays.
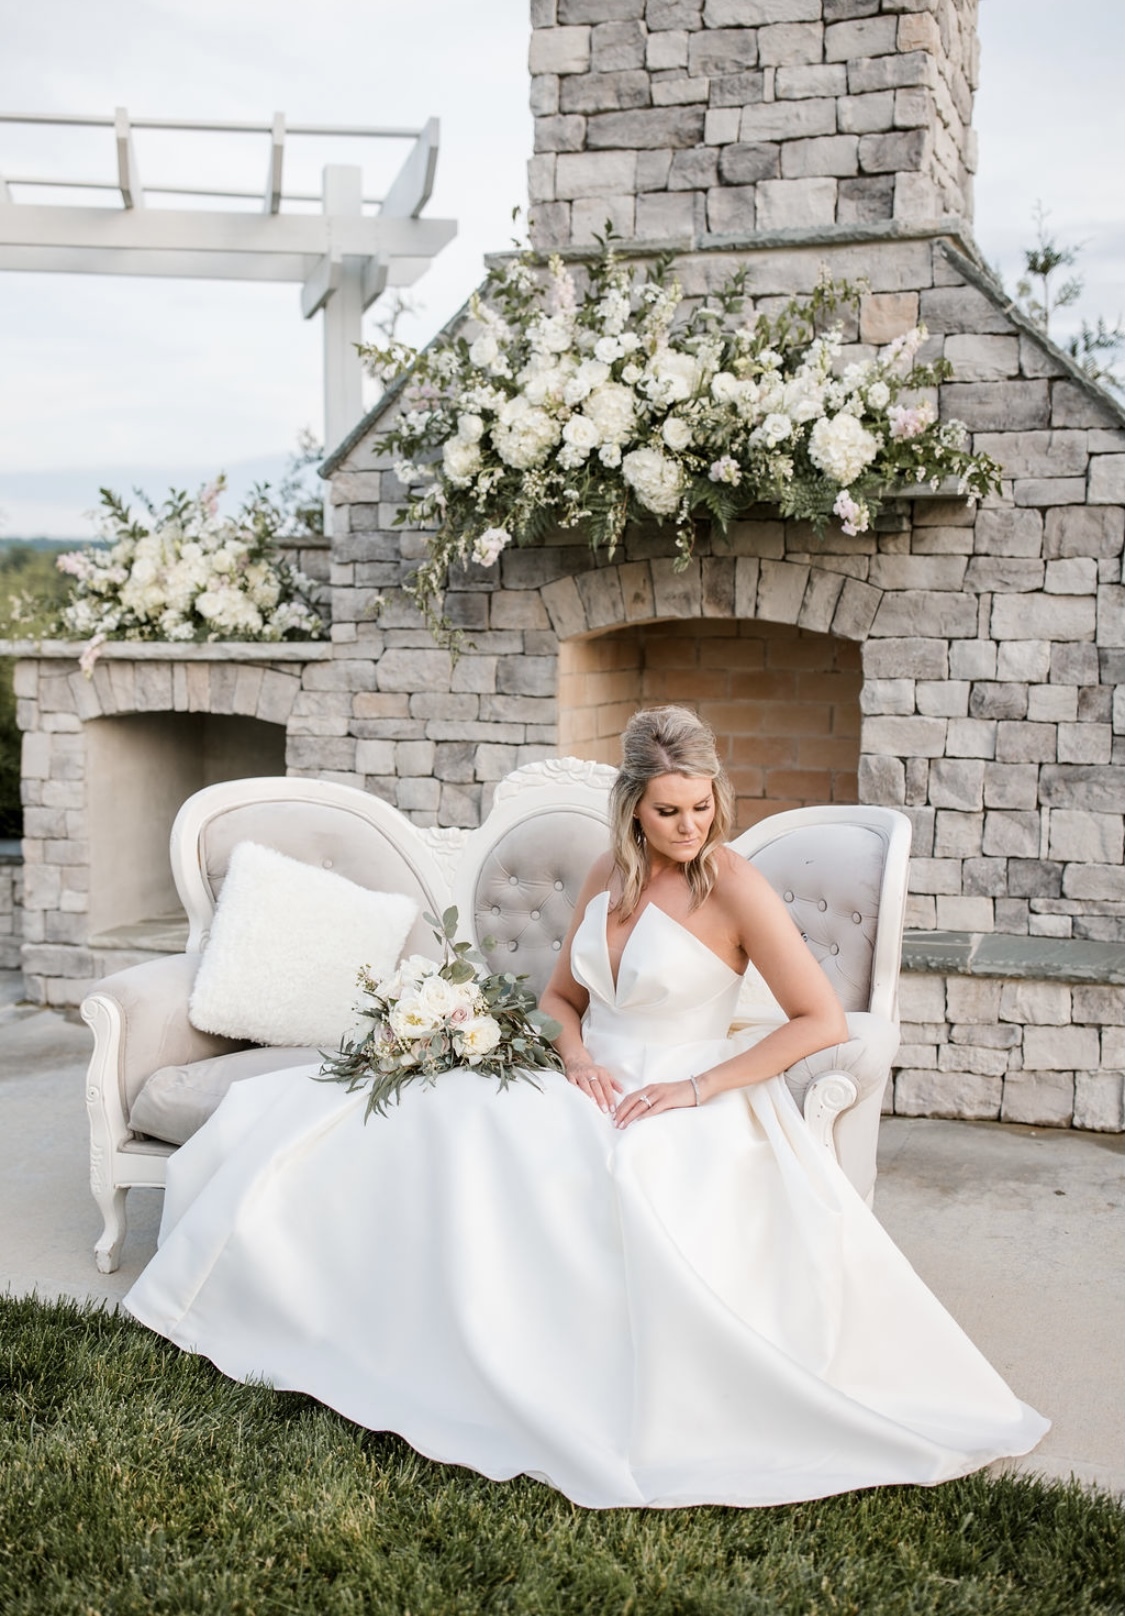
[[125, 706, 1048, 1508]]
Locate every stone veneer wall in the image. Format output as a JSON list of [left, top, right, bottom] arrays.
[[0, 847, 21, 970], [527, 0, 978, 249]]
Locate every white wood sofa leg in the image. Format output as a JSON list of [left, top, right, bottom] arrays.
[[93, 1185, 128, 1274]]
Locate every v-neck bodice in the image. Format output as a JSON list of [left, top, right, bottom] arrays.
[[570, 892, 746, 1085]]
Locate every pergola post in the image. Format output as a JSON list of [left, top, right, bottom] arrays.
[[318, 165, 366, 467]]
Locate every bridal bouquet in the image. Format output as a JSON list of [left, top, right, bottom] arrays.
[[54, 478, 325, 671], [364, 239, 1003, 635], [320, 907, 564, 1119]]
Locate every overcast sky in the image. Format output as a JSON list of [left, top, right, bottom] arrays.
[[0, 0, 1121, 538]]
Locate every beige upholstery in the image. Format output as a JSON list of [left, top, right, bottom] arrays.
[[83, 766, 910, 1272], [471, 812, 611, 999]]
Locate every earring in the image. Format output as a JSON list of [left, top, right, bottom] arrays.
[[633, 819, 645, 845]]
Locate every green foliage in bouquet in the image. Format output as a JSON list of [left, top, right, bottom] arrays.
[[320, 906, 564, 1120], [363, 238, 1004, 640]]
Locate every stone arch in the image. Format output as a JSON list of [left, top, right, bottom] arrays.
[[80, 658, 302, 724], [539, 555, 884, 644]]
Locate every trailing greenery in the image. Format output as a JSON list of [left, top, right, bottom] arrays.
[[1, 1294, 1121, 1615]]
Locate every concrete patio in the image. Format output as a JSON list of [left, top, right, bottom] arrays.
[[1, 966, 1121, 1496]]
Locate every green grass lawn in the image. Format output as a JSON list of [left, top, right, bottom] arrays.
[[0, 1295, 1121, 1616]]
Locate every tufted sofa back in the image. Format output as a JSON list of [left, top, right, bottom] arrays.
[[730, 807, 911, 1022], [171, 778, 448, 963], [469, 809, 612, 999]]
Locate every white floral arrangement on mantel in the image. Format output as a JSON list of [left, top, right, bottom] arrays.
[[365, 241, 1003, 638], [53, 481, 325, 673]]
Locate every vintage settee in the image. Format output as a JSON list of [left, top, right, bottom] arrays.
[[82, 759, 910, 1272]]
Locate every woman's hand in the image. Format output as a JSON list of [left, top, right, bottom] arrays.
[[613, 1078, 699, 1129], [565, 1059, 623, 1115]]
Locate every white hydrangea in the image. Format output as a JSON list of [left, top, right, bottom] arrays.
[[491, 398, 560, 470], [643, 347, 702, 405], [583, 382, 637, 446], [471, 527, 510, 567], [808, 412, 880, 484], [622, 447, 684, 516], [442, 437, 482, 487]]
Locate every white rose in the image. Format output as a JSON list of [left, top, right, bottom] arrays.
[[621, 447, 685, 516], [594, 336, 623, 364], [389, 991, 440, 1041], [530, 313, 573, 354], [754, 412, 793, 448], [562, 413, 601, 453], [866, 381, 890, 410], [661, 416, 693, 452], [644, 348, 702, 403], [808, 412, 880, 484], [562, 358, 611, 407], [457, 413, 484, 443], [711, 371, 741, 404], [457, 1015, 502, 1059]]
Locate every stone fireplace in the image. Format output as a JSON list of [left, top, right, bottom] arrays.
[[8, 0, 1125, 1130]]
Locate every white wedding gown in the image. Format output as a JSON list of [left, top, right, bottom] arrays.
[[126, 891, 1048, 1507]]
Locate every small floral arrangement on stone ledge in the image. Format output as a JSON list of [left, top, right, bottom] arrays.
[[319, 907, 564, 1120], [54, 479, 325, 673], [365, 243, 1003, 636]]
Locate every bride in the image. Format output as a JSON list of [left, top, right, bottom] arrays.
[[125, 705, 1047, 1508]]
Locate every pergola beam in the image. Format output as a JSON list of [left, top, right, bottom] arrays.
[[114, 107, 142, 209], [264, 112, 285, 215]]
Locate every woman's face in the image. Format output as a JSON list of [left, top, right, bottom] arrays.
[[635, 774, 716, 866]]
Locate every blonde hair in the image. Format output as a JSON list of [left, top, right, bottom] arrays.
[[609, 705, 733, 918]]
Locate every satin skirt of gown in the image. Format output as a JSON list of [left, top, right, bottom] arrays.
[[125, 890, 1048, 1508]]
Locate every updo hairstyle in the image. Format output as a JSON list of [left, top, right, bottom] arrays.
[[608, 705, 733, 917]]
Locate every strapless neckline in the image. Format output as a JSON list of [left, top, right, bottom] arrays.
[[595, 889, 744, 998]]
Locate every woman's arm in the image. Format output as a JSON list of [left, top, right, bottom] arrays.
[[538, 853, 623, 1113], [615, 850, 848, 1127]]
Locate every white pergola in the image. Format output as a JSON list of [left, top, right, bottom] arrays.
[[0, 109, 457, 454]]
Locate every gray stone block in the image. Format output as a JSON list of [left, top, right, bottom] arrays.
[[529, 25, 592, 75], [870, 591, 978, 638], [860, 678, 915, 715], [934, 810, 983, 858], [1089, 454, 1125, 504], [982, 810, 1040, 857], [982, 762, 1038, 809], [938, 1042, 1008, 1078], [591, 18, 648, 69], [739, 99, 836, 141], [1051, 642, 1101, 685], [1039, 764, 1124, 813], [375, 648, 453, 693], [1048, 809, 1124, 864], [869, 555, 967, 590], [1001, 1072, 1075, 1126], [943, 720, 995, 756], [651, 557, 702, 617], [1023, 1023, 1101, 1071], [648, 0, 702, 23], [973, 507, 1043, 558], [894, 1068, 1001, 1121], [950, 639, 995, 678], [858, 752, 906, 804], [858, 129, 929, 175], [646, 28, 688, 68], [831, 576, 882, 639], [1011, 478, 1088, 508], [916, 679, 969, 718], [908, 856, 960, 894], [837, 90, 894, 133], [1028, 685, 1078, 722], [637, 189, 701, 236], [962, 857, 1008, 897], [1057, 721, 1112, 765], [848, 50, 935, 97], [991, 593, 1096, 641], [586, 106, 705, 146], [560, 67, 652, 111], [999, 980, 1072, 1026], [555, 149, 638, 196], [1073, 1073, 1125, 1132], [996, 641, 1050, 683], [667, 146, 720, 188], [717, 142, 780, 183], [862, 714, 946, 757], [836, 174, 894, 222], [776, 63, 848, 99], [929, 758, 984, 810], [1064, 863, 1125, 902], [687, 25, 758, 75], [709, 69, 766, 107], [824, 14, 898, 60], [994, 720, 1056, 762], [862, 637, 946, 681], [533, 116, 588, 154], [781, 135, 859, 178], [964, 557, 1044, 593], [757, 21, 824, 65], [704, 0, 818, 18]]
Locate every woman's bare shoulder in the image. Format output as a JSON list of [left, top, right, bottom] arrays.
[[712, 845, 781, 912]]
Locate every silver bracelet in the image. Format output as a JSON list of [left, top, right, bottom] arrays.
[[689, 1074, 701, 1107]]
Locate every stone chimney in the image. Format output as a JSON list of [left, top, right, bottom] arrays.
[[527, 0, 979, 250]]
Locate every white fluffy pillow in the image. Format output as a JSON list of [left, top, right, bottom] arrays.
[[189, 841, 418, 1049]]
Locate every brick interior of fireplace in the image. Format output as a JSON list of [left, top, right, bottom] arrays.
[[558, 621, 862, 830]]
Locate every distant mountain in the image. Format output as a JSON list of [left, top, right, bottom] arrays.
[[0, 454, 293, 542]]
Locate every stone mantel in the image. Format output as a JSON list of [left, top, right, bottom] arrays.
[[0, 639, 333, 662]]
